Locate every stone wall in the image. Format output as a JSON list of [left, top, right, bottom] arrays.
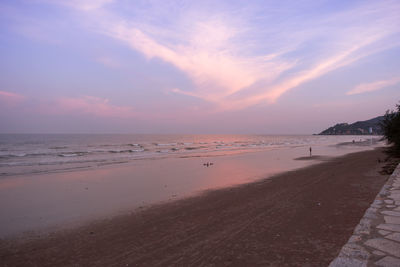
[[329, 163, 400, 267]]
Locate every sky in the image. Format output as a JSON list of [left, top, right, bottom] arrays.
[[0, 0, 399, 134]]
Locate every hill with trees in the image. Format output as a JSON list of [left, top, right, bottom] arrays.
[[319, 116, 383, 135]]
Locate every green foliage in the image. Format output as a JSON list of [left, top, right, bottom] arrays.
[[381, 103, 400, 154]]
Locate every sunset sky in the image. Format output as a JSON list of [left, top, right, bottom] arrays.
[[0, 0, 399, 134]]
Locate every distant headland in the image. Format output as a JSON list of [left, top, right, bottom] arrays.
[[319, 116, 383, 135]]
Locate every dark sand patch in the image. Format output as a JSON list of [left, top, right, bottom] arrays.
[[0, 148, 389, 266], [294, 155, 331, 161], [335, 137, 381, 147]]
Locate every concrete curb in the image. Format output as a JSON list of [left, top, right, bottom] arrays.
[[329, 163, 400, 267]]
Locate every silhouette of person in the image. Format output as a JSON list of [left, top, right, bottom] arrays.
[[309, 147, 312, 157]]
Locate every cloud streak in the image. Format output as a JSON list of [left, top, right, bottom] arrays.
[[0, 90, 26, 106], [347, 77, 400, 95], [46, 0, 114, 11], [8, 0, 400, 112], [107, 22, 294, 103], [0, 93, 137, 119], [57, 96, 137, 118], [95, 56, 121, 69], [87, 1, 399, 110]]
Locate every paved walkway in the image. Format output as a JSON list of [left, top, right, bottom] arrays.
[[330, 163, 400, 267]]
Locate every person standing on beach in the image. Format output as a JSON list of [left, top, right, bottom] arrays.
[[309, 147, 312, 157]]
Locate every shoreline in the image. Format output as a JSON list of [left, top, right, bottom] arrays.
[[0, 148, 390, 266], [0, 136, 382, 178], [0, 140, 382, 238]]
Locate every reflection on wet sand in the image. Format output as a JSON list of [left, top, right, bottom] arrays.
[[0, 141, 382, 237]]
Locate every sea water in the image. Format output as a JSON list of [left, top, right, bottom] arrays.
[[0, 134, 377, 176]]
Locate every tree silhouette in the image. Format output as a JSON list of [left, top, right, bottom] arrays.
[[381, 103, 400, 154]]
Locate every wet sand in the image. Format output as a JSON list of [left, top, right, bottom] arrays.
[[0, 143, 378, 238], [294, 155, 331, 161], [0, 148, 389, 266]]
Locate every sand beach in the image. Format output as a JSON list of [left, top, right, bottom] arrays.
[[1, 0, 399, 265], [0, 147, 390, 266]]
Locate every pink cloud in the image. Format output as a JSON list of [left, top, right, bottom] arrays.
[[347, 77, 400, 95], [109, 23, 294, 103], [106, 19, 398, 111], [57, 96, 136, 118], [60, 0, 400, 111], [218, 36, 400, 110], [95, 56, 121, 69], [46, 0, 114, 11], [0, 90, 26, 106]]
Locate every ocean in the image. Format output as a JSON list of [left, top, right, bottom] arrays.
[[0, 134, 376, 177]]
